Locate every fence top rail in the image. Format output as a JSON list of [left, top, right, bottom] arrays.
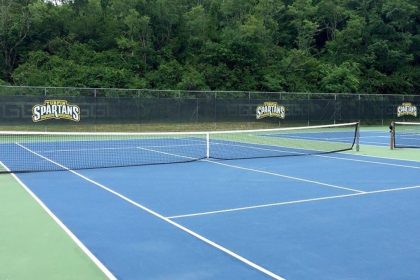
[[0, 85, 418, 97]]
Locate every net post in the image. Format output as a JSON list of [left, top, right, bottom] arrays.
[[206, 132, 210, 159], [390, 121, 395, 150], [356, 122, 360, 152]]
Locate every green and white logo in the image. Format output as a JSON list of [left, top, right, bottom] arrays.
[[32, 100, 80, 122], [256, 102, 285, 120], [397, 102, 417, 117]]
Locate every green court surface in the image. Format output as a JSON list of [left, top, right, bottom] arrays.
[[351, 125, 420, 162], [0, 173, 107, 280], [355, 145, 420, 162]]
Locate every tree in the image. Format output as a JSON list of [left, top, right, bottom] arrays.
[[177, 65, 208, 90], [320, 62, 361, 93], [288, 0, 319, 52], [118, 9, 152, 67], [0, 0, 31, 80], [0, 0, 418, 93], [325, 15, 366, 64]]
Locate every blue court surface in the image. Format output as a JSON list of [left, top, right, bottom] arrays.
[[2, 127, 420, 279]]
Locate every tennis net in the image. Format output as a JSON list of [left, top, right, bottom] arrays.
[[390, 121, 420, 149], [0, 122, 359, 173]]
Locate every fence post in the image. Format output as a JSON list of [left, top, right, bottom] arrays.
[[334, 94, 337, 124], [307, 93, 310, 126], [381, 94, 384, 126], [214, 92, 217, 128]]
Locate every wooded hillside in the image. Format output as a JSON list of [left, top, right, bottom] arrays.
[[0, 0, 419, 94]]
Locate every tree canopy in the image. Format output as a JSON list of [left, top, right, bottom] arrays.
[[0, 0, 419, 94]]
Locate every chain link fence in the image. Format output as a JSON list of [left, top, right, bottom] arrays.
[[0, 86, 418, 131]]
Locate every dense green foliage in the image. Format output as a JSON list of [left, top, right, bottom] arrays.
[[0, 0, 418, 94]]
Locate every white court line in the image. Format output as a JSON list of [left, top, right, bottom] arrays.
[[168, 184, 420, 219], [362, 131, 390, 134], [0, 160, 117, 280], [39, 143, 206, 153], [41, 146, 139, 153], [399, 136, 420, 141], [136, 146, 365, 194], [15, 143, 285, 280], [359, 135, 389, 138], [266, 134, 388, 146], [267, 134, 355, 141], [137, 146, 202, 160], [208, 160, 365, 193], [317, 154, 420, 170], [279, 133, 390, 141], [358, 140, 388, 145], [341, 150, 420, 164]]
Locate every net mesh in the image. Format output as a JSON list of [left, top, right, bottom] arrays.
[[0, 122, 359, 173], [391, 122, 420, 148]]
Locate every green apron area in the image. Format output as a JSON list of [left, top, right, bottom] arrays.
[[0, 173, 107, 280]]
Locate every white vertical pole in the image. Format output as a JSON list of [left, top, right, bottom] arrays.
[[206, 132, 210, 158]]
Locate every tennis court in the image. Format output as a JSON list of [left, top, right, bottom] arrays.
[[1, 123, 420, 279]]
